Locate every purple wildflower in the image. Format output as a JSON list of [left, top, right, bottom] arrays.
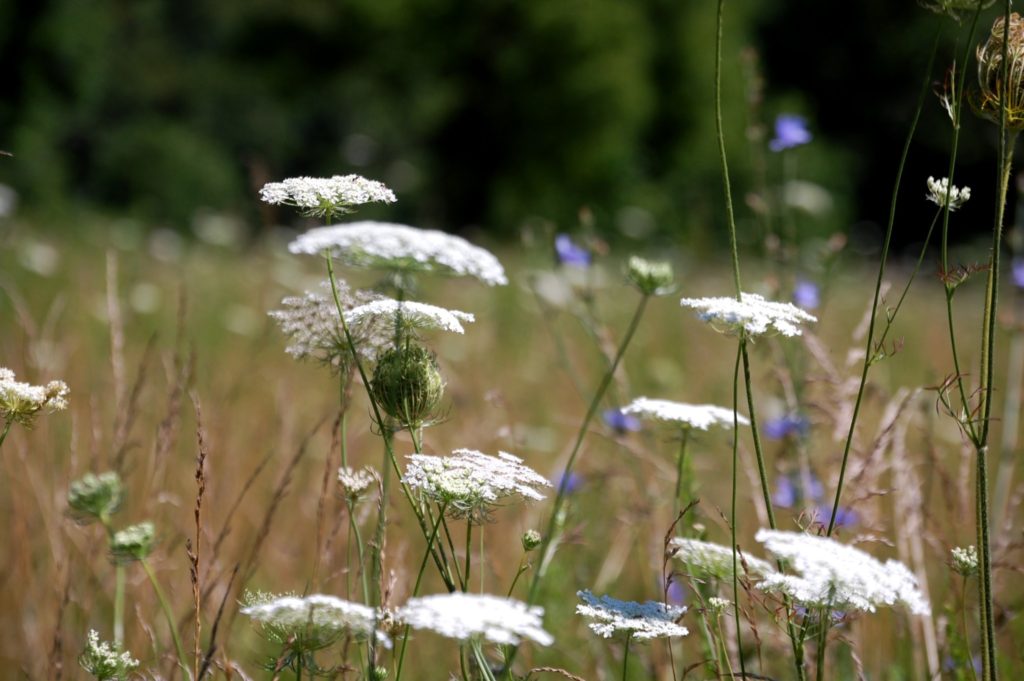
[[1012, 258, 1024, 288], [554, 470, 583, 495], [555, 234, 591, 268], [603, 408, 641, 435], [793, 280, 820, 310], [774, 471, 824, 509], [769, 115, 812, 152], [817, 504, 858, 529], [763, 414, 809, 440], [664, 578, 686, 606]]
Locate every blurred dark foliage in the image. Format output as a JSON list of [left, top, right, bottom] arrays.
[[0, 0, 1012, 249]]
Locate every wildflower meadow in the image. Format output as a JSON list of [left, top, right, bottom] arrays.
[[3, 1, 1024, 680]]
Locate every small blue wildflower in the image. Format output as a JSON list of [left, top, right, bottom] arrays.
[[665, 578, 686, 606], [774, 471, 824, 508], [793, 280, 820, 310], [554, 470, 583, 495], [817, 504, 858, 529], [555, 234, 591, 268], [763, 414, 809, 440], [603, 408, 641, 435], [773, 475, 797, 508], [1012, 258, 1024, 288], [769, 114, 812, 152]]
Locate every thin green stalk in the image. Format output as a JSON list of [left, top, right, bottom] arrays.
[[962, 577, 979, 681], [673, 428, 691, 517], [441, 515, 466, 591], [140, 558, 190, 677], [729, 344, 747, 681], [621, 633, 632, 681], [395, 503, 448, 681], [826, 33, 940, 536], [464, 521, 473, 594], [471, 640, 498, 681], [740, 342, 776, 531], [526, 293, 651, 604], [714, 0, 742, 298], [114, 565, 125, 645], [713, 615, 736, 680], [0, 420, 11, 450], [815, 615, 830, 681]]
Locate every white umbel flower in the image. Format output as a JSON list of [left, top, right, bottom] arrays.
[[345, 299, 475, 335], [1, 367, 69, 427], [399, 593, 553, 646], [241, 593, 390, 649], [403, 449, 551, 521], [622, 397, 749, 430], [338, 466, 380, 499], [259, 175, 396, 218], [79, 629, 138, 681], [288, 221, 508, 286], [680, 293, 817, 338], [926, 176, 971, 211], [576, 590, 689, 640], [669, 537, 774, 580], [755, 529, 931, 616]]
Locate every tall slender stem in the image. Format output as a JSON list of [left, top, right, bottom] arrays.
[[729, 345, 747, 681], [140, 559, 190, 677], [0, 420, 11, 450], [715, 0, 742, 298], [621, 633, 632, 681], [827, 34, 940, 536], [674, 428, 691, 517], [114, 565, 125, 645]]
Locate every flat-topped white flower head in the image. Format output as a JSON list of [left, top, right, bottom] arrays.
[[1, 367, 69, 427], [241, 593, 389, 650], [288, 221, 508, 286], [80, 629, 139, 681], [623, 397, 749, 430], [338, 466, 380, 500], [576, 590, 688, 640], [345, 299, 475, 335], [259, 175, 396, 219], [755, 529, 931, 616], [926, 176, 971, 211], [398, 593, 553, 646], [680, 293, 817, 338], [268, 282, 387, 370], [403, 449, 551, 521], [669, 537, 774, 580]]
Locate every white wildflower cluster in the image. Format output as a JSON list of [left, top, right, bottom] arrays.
[[259, 175, 396, 218], [346, 299, 475, 335], [926, 176, 971, 211], [623, 397, 749, 430], [1, 367, 69, 427], [951, 545, 979, 577], [268, 282, 387, 370], [398, 592, 553, 646], [680, 292, 817, 338], [755, 530, 931, 616], [403, 449, 551, 521], [669, 537, 774, 580], [705, 597, 732, 616], [241, 593, 390, 650], [79, 629, 138, 681], [576, 590, 689, 641], [338, 465, 379, 499], [289, 221, 508, 286]]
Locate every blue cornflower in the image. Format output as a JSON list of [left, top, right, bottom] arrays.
[[664, 578, 686, 606], [763, 414, 809, 440], [769, 114, 812, 152], [793, 279, 820, 310], [555, 234, 591, 267], [603, 408, 641, 435], [1012, 258, 1024, 288], [774, 471, 824, 509], [773, 475, 797, 508], [554, 470, 583, 495], [817, 504, 858, 529]]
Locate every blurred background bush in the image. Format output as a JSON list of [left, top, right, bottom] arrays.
[[0, 0, 1008, 249]]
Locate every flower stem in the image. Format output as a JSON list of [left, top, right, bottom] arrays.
[[827, 32, 940, 536], [114, 565, 125, 645], [140, 558, 190, 677], [0, 420, 11, 450], [730, 344, 747, 681], [714, 0, 742, 298], [674, 428, 691, 518], [621, 633, 632, 681], [395, 503, 448, 681]]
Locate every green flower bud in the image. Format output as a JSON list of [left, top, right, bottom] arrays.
[[521, 529, 542, 552], [370, 344, 445, 428], [951, 545, 979, 577], [626, 256, 675, 296], [68, 472, 124, 525], [109, 521, 155, 563], [371, 666, 389, 681]]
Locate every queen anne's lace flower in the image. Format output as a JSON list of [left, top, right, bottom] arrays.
[[268, 282, 387, 370], [755, 529, 931, 616], [345, 299, 475, 335], [623, 397, 749, 430], [403, 449, 551, 521], [950, 545, 979, 577], [926, 176, 971, 210], [1, 367, 69, 427], [680, 293, 817, 338], [398, 593, 553, 646], [79, 629, 138, 681], [288, 221, 508, 286], [669, 537, 774, 580], [338, 466, 379, 499], [259, 175, 396, 218], [241, 593, 390, 650], [576, 590, 688, 640]]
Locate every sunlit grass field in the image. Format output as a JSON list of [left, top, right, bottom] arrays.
[[1, 219, 1022, 680]]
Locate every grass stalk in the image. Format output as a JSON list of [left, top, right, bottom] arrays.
[[140, 558, 190, 678]]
